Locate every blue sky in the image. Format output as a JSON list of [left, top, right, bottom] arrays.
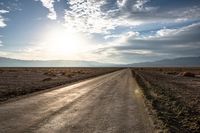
[[0, 0, 200, 63]]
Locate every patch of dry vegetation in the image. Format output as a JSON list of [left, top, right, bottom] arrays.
[[133, 68, 200, 132], [0, 67, 120, 102], [178, 72, 195, 77]]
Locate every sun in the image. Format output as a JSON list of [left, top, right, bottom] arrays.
[[42, 26, 88, 56]]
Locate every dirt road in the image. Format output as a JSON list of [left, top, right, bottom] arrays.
[[0, 69, 154, 133]]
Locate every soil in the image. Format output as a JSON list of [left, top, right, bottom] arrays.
[[133, 68, 200, 132]]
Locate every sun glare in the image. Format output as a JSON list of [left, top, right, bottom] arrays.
[[42, 27, 89, 57]]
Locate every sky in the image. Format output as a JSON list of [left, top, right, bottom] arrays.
[[0, 0, 200, 64]]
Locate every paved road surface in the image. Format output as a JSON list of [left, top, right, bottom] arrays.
[[0, 69, 154, 133]]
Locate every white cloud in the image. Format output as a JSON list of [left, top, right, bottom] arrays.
[[145, 22, 200, 40], [133, 0, 156, 12], [175, 18, 188, 23], [134, 0, 148, 9], [64, 0, 142, 34], [104, 31, 140, 45], [117, 0, 127, 7], [104, 34, 122, 40], [121, 49, 153, 55], [117, 0, 157, 13], [145, 28, 178, 39], [0, 9, 9, 46], [39, 0, 57, 20], [0, 10, 9, 14], [115, 31, 140, 44], [0, 16, 7, 27], [0, 9, 9, 28]]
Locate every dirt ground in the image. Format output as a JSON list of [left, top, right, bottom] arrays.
[[0, 67, 119, 102], [1, 67, 200, 132], [133, 68, 200, 132], [0, 69, 154, 133]]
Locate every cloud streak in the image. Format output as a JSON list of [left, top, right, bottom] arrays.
[[0, 9, 9, 47], [39, 0, 57, 20], [0, 9, 9, 28]]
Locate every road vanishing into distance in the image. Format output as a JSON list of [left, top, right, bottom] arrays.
[[0, 69, 154, 133]]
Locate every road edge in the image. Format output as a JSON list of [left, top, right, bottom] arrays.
[[0, 69, 123, 105]]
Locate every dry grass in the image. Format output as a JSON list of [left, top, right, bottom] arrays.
[[178, 72, 195, 77]]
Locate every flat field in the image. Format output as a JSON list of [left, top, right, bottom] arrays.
[[0, 67, 120, 102], [1, 67, 200, 132], [133, 67, 200, 132]]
